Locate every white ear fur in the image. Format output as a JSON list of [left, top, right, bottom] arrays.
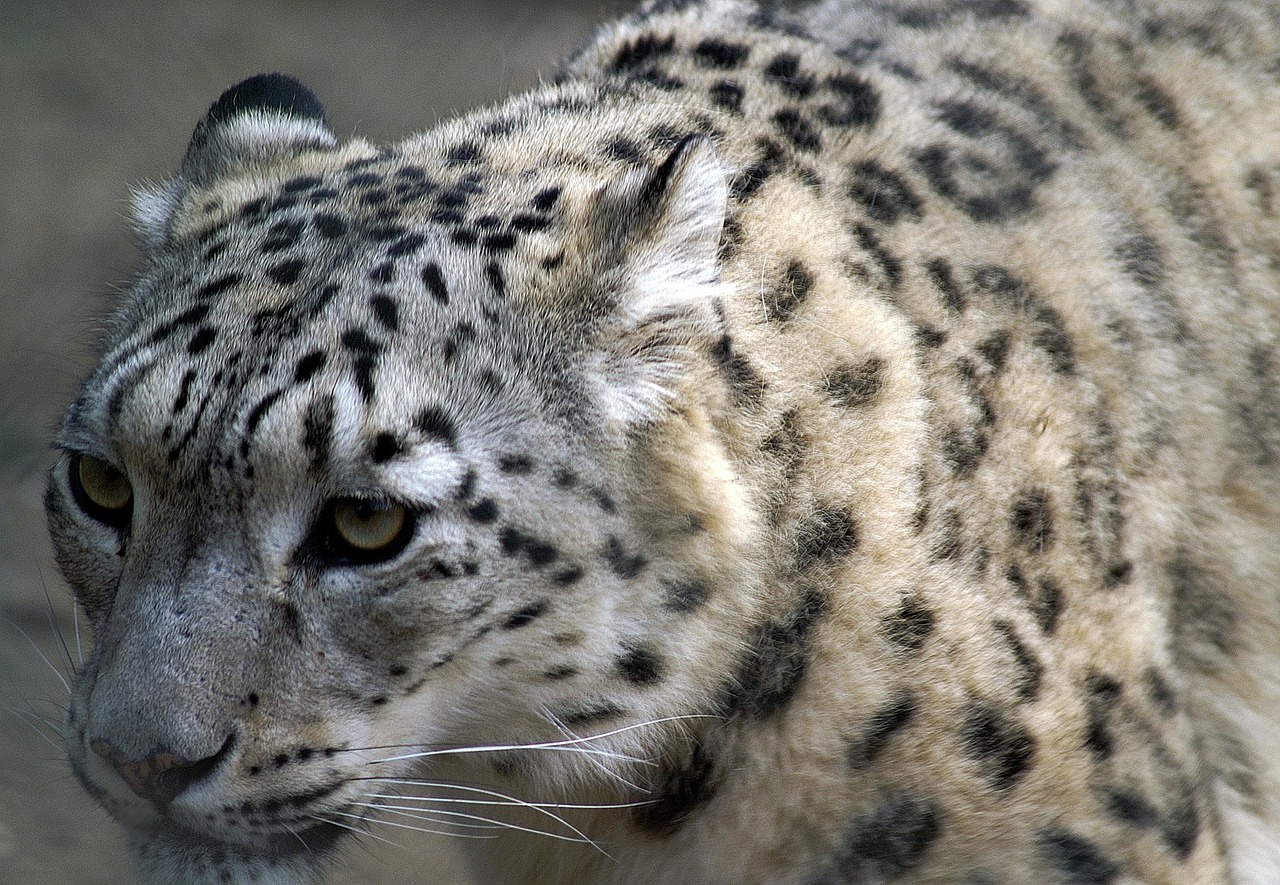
[[589, 136, 731, 427], [129, 178, 184, 251], [622, 135, 729, 322]]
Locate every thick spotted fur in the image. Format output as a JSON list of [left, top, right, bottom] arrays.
[[47, 2, 1280, 883]]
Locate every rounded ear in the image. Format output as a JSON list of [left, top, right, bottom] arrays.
[[132, 74, 337, 248]]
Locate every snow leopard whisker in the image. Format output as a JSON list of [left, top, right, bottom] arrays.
[[355, 778, 609, 849], [329, 808, 501, 842], [354, 802, 608, 852], [364, 714, 714, 766], [4, 618, 72, 699]]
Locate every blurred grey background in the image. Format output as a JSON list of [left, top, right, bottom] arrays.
[[0, 1, 623, 881]]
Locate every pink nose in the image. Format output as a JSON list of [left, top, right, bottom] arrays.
[[90, 737, 230, 805]]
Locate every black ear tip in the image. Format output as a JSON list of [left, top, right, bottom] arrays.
[[203, 73, 327, 130]]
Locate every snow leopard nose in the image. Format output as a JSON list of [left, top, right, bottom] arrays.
[[90, 733, 235, 805]]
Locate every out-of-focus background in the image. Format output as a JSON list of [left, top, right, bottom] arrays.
[[0, 2, 621, 881]]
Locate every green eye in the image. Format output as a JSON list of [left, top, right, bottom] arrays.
[[316, 498, 415, 564], [68, 454, 133, 528]]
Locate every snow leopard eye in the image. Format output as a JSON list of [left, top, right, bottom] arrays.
[[315, 498, 415, 564], [68, 454, 133, 529]]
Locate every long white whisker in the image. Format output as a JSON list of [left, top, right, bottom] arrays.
[[354, 803, 603, 849], [4, 619, 72, 697], [309, 814, 402, 848], [72, 593, 83, 666], [369, 714, 714, 765], [8, 704, 66, 754], [355, 802, 506, 831], [354, 779, 606, 852], [328, 809, 497, 841], [543, 710, 647, 792], [38, 566, 76, 677], [364, 791, 653, 811]]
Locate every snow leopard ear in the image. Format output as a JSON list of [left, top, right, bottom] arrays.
[[595, 134, 728, 321], [585, 134, 730, 426], [131, 74, 337, 248]]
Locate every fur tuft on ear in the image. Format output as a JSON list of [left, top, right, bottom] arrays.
[[599, 134, 729, 323], [586, 135, 731, 427]]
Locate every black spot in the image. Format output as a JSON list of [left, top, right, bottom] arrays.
[[282, 174, 323, 193], [794, 506, 859, 568], [1037, 829, 1119, 885], [631, 65, 685, 91], [445, 142, 481, 166], [1133, 75, 1181, 129], [467, 498, 499, 524], [267, 258, 305, 286], [498, 454, 534, 474], [484, 232, 517, 252], [825, 357, 886, 407], [615, 642, 665, 685], [764, 52, 814, 97], [606, 136, 647, 165], [415, 406, 457, 448], [553, 565, 584, 586], [303, 396, 335, 471], [765, 260, 814, 320], [562, 702, 623, 727], [712, 335, 767, 405], [847, 692, 917, 769], [510, 213, 551, 233], [1082, 672, 1122, 758], [499, 527, 560, 567], [187, 325, 217, 355], [531, 186, 561, 212], [960, 702, 1035, 790], [1011, 489, 1053, 551], [662, 579, 710, 613], [340, 327, 382, 402], [709, 79, 745, 112], [773, 108, 821, 151], [543, 665, 578, 681], [503, 600, 548, 630], [605, 535, 648, 579], [820, 72, 882, 127], [294, 350, 326, 383], [721, 591, 826, 718], [882, 598, 935, 650], [729, 138, 785, 200], [977, 330, 1011, 370], [827, 794, 944, 881], [369, 294, 399, 332], [195, 272, 241, 301], [631, 738, 724, 835], [925, 257, 966, 312], [1032, 577, 1064, 634], [367, 432, 402, 464], [261, 218, 304, 252], [852, 223, 904, 288], [993, 621, 1042, 701], [486, 262, 506, 298], [1103, 788, 1197, 857], [848, 160, 922, 224], [943, 426, 989, 476], [610, 32, 676, 72], [693, 38, 750, 68]]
